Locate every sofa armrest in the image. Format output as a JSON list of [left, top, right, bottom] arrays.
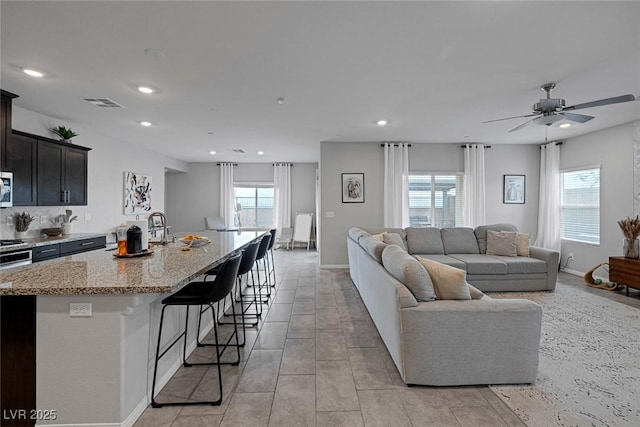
[[401, 299, 542, 385], [529, 246, 559, 290]]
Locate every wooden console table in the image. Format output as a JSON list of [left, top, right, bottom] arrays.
[[609, 256, 640, 296]]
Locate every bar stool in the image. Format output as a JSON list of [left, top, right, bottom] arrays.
[[267, 229, 277, 288], [207, 241, 261, 346], [151, 253, 242, 408], [254, 233, 272, 303]]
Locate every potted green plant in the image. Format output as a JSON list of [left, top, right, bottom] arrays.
[[50, 125, 78, 143], [15, 211, 35, 239]]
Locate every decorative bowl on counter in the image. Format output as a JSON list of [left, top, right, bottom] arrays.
[[42, 227, 64, 237], [179, 235, 211, 247]]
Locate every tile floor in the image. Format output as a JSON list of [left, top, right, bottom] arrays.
[[135, 249, 531, 426]]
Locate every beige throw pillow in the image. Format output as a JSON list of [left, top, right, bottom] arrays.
[[370, 232, 384, 242], [417, 257, 471, 300], [486, 230, 517, 257], [467, 283, 485, 300], [516, 232, 530, 257], [383, 232, 407, 251]]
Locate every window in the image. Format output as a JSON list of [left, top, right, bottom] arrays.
[[233, 184, 274, 228], [560, 166, 600, 244], [408, 174, 463, 228]]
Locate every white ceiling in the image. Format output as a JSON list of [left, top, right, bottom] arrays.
[[2, 1, 639, 163]]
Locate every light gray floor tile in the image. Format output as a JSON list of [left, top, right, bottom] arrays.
[[337, 303, 364, 321], [316, 330, 348, 360], [348, 347, 394, 390], [280, 338, 316, 374], [398, 388, 460, 426], [235, 349, 282, 393], [287, 314, 316, 338], [265, 303, 293, 322], [316, 411, 364, 427], [478, 388, 527, 427], [189, 363, 245, 411], [316, 293, 338, 309], [295, 287, 316, 299], [254, 322, 289, 349], [273, 290, 296, 303], [316, 360, 360, 412], [134, 406, 182, 427], [292, 298, 316, 314], [342, 320, 377, 348], [315, 307, 342, 330], [219, 392, 273, 427], [171, 414, 223, 427], [451, 406, 509, 427], [358, 389, 412, 427], [268, 375, 316, 426]]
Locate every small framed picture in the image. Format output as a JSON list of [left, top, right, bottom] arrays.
[[503, 175, 525, 204], [342, 173, 364, 203]]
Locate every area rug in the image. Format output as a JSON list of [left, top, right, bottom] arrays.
[[489, 283, 640, 427]]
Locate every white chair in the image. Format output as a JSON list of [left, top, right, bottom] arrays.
[[204, 216, 226, 230], [292, 213, 314, 250]]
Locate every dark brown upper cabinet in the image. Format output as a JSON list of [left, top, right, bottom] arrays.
[[6, 132, 37, 205], [36, 137, 89, 206]]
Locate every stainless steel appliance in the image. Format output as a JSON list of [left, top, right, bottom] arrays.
[[0, 248, 32, 269], [0, 172, 13, 207]]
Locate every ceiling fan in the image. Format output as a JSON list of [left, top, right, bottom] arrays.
[[484, 83, 636, 133]]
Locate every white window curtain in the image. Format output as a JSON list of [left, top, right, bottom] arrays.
[[273, 163, 292, 237], [383, 143, 410, 228], [219, 163, 235, 229], [535, 142, 561, 251], [462, 144, 486, 227]]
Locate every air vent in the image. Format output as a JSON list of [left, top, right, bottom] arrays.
[[84, 98, 126, 108], [232, 149, 246, 154]]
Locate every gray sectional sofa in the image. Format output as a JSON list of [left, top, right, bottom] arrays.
[[346, 224, 557, 386]]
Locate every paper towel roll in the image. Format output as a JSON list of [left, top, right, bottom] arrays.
[[126, 220, 148, 251]]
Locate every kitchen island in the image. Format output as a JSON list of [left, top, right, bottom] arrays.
[[0, 230, 266, 427]]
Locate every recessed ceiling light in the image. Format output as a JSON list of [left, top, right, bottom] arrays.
[[144, 48, 164, 58], [209, 150, 216, 155], [257, 151, 264, 155], [376, 119, 388, 126], [137, 86, 155, 94], [559, 123, 571, 128], [140, 121, 152, 127], [277, 97, 285, 105], [23, 68, 45, 78]]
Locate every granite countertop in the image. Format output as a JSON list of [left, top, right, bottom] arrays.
[[0, 232, 108, 253], [0, 230, 266, 296]]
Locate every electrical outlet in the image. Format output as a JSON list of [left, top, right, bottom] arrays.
[[40, 215, 47, 224], [6, 216, 13, 226], [70, 303, 92, 317], [568, 252, 574, 259], [326, 211, 335, 218], [84, 213, 91, 221]]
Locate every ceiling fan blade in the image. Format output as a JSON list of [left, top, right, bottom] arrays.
[[508, 119, 535, 133], [483, 113, 538, 124], [564, 94, 636, 111], [560, 112, 594, 123]]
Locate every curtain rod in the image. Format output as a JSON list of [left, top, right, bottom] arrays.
[[540, 142, 564, 148], [216, 163, 239, 166], [380, 143, 412, 147], [460, 144, 492, 148], [273, 163, 294, 166]]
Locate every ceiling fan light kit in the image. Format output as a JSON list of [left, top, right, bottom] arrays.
[[484, 82, 636, 133]]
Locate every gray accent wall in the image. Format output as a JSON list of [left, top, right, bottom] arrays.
[[319, 141, 540, 267], [560, 122, 636, 275], [166, 162, 317, 233]]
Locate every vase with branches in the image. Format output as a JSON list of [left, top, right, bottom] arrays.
[[618, 215, 640, 259], [15, 211, 35, 238]]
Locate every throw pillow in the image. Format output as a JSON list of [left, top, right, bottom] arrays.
[[417, 257, 471, 300], [365, 239, 387, 264], [382, 245, 437, 301], [516, 232, 530, 257], [467, 283, 485, 300], [383, 232, 407, 251], [486, 230, 517, 257], [370, 232, 384, 242]]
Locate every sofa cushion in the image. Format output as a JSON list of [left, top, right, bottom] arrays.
[[406, 227, 445, 254], [448, 254, 508, 275], [370, 232, 384, 242], [486, 230, 517, 257], [488, 256, 547, 274], [441, 228, 479, 254], [382, 232, 407, 251], [348, 227, 371, 243], [382, 245, 437, 301], [413, 254, 467, 270], [516, 233, 530, 257], [364, 238, 388, 264], [417, 257, 471, 300], [474, 224, 518, 254]]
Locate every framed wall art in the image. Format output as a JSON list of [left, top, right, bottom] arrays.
[[124, 171, 152, 214], [503, 174, 525, 204], [342, 173, 364, 203]]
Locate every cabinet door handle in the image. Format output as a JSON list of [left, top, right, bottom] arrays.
[[80, 242, 94, 246], [40, 249, 57, 253], [61, 190, 66, 203], [66, 190, 70, 204]]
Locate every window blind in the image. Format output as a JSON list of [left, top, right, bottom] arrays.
[[560, 167, 600, 244]]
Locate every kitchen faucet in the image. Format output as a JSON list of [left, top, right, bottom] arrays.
[[147, 212, 175, 245]]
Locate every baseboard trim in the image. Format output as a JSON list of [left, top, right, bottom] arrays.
[[562, 267, 608, 284], [320, 264, 349, 269]]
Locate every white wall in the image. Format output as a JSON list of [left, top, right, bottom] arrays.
[[1, 106, 188, 241], [167, 162, 318, 233], [560, 122, 636, 275], [319, 141, 541, 267]]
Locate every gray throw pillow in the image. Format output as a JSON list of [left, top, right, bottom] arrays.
[[382, 245, 437, 301], [486, 230, 517, 257], [383, 232, 407, 251]]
